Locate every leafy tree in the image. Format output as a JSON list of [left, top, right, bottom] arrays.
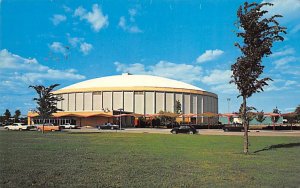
[[295, 105, 300, 114], [295, 105, 300, 122], [239, 105, 256, 125], [29, 84, 62, 133], [255, 110, 266, 125], [14, 110, 21, 123], [283, 113, 297, 130], [4, 109, 11, 122], [230, 2, 286, 154], [272, 107, 280, 123], [229, 116, 234, 124], [175, 100, 182, 114], [157, 111, 177, 127]]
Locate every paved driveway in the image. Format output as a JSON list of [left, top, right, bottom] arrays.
[[1, 126, 299, 136]]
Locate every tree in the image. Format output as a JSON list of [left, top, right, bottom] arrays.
[[272, 107, 280, 123], [283, 113, 297, 130], [14, 110, 21, 123], [229, 116, 234, 124], [295, 105, 300, 122], [29, 84, 63, 133], [230, 2, 286, 154], [157, 111, 177, 127], [4, 109, 11, 123], [239, 105, 256, 126], [295, 105, 300, 114], [175, 100, 182, 114], [255, 110, 266, 125]]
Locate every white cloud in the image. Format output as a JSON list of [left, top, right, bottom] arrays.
[[285, 80, 297, 86], [114, 61, 202, 84], [196, 49, 224, 63], [270, 48, 295, 58], [0, 49, 85, 93], [128, 26, 142, 33], [291, 23, 300, 34], [49, 42, 68, 55], [263, 79, 299, 92], [118, 8, 142, 33], [201, 69, 237, 94], [67, 36, 84, 47], [202, 70, 232, 85], [129, 9, 137, 22], [74, 4, 108, 32], [66, 34, 93, 55], [273, 56, 297, 68], [262, 0, 300, 23], [62, 5, 72, 13], [284, 107, 296, 112], [118, 17, 126, 28], [80, 42, 93, 55], [50, 14, 67, 25], [210, 84, 238, 94]]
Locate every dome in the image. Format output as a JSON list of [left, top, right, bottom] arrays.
[[57, 73, 205, 92]]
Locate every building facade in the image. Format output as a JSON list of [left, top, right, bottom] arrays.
[[29, 73, 218, 127]]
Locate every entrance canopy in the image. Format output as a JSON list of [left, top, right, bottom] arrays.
[[28, 111, 114, 118]]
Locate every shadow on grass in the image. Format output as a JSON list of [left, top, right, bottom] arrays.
[[254, 142, 300, 153]]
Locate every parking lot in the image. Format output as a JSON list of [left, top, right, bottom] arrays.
[[1, 126, 300, 136]]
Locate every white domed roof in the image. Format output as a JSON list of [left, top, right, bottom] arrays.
[[59, 74, 205, 91]]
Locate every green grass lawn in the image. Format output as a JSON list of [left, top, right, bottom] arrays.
[[0, 131, 299, 187]]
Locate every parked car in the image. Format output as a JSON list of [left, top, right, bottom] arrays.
[[97, 123, 119, 130], [59, 123, 78, 129], [4, 123, 33, 131], [35, 124, 60, 132], [170, 125, 198, 134], [223, 123, 244, 132]]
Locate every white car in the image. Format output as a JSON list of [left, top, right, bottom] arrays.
[[59, 123, 77, 129], [4, 123, 32, 131]]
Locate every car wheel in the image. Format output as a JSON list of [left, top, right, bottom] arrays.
[[69, 127, 72, 129], [111, 127, 114, 130], [189, 131, 194, 134], [171, 130, 177, 134], [37, 128, 41, 132], [19, 128, 23, 131], [225, 128, 229, 132], [51, 129, 55, 132]]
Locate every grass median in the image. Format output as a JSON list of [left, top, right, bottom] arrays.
[[0, 131, 299, 187]]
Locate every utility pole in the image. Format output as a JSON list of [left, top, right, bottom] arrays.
[[227, 98, 231, 113]]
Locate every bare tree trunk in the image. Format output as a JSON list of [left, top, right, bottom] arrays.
[[242, 96, 249, 154], [42, 118, 45, 134]]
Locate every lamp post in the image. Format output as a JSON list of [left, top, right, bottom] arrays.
[[227, 98, 231, 113], [118, 108, 124, 130]]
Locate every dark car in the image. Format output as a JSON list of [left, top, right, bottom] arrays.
[[223, 123, 244, 132], [97, 123, 119, 130], [171, 125, 198, 134]]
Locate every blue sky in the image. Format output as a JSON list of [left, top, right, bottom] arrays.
[[0, 0, 299, 115]]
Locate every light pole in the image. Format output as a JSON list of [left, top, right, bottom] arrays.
[[118, 108, 124, 130], [227, 98, 231, 113]]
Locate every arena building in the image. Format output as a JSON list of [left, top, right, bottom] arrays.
[[28, 73, 218, 127]]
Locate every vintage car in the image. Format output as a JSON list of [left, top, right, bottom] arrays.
[[223, 123, 244, 132], [59, 123, 78, 129], [4, 123, 33, 131], [170, 125, 198, 134], [35, 124, 60, 132], [97, 123, 119, 130]]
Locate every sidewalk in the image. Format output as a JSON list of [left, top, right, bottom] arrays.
[[63, 127, 300, 137]]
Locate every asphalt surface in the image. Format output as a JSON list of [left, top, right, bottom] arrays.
[[1, 127, 300, 136]]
